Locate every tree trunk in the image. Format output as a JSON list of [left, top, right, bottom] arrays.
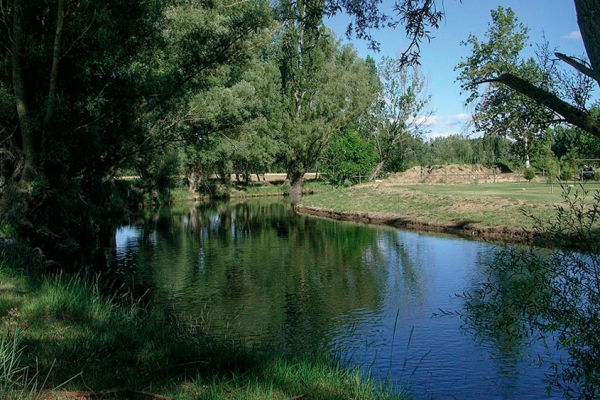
[[187, 173, 200, 193], [369, 160, 385, 181], [574, 0, 600, 88], [44, 0, 64, 127], [11, 0, 36, 186], [490, 73, 600, 138], [287, 170, 304, 202], [486, 2, 600, 138]]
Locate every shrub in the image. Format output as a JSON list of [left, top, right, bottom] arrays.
[[322, 130, 377, 187], [523, 168, 535, 182], [559, 165, 575, 181]]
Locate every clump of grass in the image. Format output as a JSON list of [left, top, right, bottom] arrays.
[[0, 308, 28, 396]]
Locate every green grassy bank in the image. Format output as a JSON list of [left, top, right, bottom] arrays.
[[296, 181, 600, 243], [0, 248, 404, 400]]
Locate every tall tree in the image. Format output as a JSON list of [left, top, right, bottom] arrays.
[[456, 6, 555, 168], [0, 0, 272, 258], [369, 56, 430, 179], [482, 1, 600, 138], [272, 0, 452, 197], [276, 0, 377, 196], [182, 57, 283, 191]]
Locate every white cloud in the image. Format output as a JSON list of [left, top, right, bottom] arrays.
[[421, 113, 472, 140], [564, 31, 582, 40], [451, 113, 471, 123], [410, 114, 438, 126]]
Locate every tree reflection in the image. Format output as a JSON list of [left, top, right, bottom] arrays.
[[111, 198, 389, 354]]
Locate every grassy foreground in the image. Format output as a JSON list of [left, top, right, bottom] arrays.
[[0, 249, 404, 399], [297, 181, 600, 240]]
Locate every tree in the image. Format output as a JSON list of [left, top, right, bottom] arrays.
[[321, 129, 377, 186], [181, 56, 283, 192], [0, 0, 471, 254], [368, 56, 431, 179], [276, 0, 378, 197], [550, 107, 600, 158], [481, 1, 600, 138], [0, 0, 273, 259], [271, 0, 453, 197], [456, 6, 555, 168]]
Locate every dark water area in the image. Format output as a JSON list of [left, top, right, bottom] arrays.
[[109, 198, 562, 399]]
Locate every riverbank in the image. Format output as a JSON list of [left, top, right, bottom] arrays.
[[295, 181, 600, 244], [0, 248, 405, 399], [171, 180, 331, 202]]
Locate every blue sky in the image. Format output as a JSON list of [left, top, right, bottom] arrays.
[[325, 0, 588, 139]]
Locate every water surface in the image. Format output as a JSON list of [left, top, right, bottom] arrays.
[[111, 198, 560, 399]]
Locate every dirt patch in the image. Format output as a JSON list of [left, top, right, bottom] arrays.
[[386, 164, 524, 184]]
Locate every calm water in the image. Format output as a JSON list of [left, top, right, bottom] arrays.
[[110, 198, 561, 399]]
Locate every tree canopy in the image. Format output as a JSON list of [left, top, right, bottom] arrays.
[[482, 0, 600, 138]]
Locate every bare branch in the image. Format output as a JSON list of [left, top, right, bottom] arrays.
[[555, 52, 599, 83]]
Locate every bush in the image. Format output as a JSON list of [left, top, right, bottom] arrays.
[[322, 130, 377, 187], [559, 165, 575, 181], [523, 168, 536, 182]]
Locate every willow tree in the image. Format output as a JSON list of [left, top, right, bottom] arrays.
[[271, 0, 451, 197], [369, 56, 431, 179], [277, 22, 377, 195], [1, 0, 272, 258]]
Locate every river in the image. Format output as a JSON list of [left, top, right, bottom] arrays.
[[110, 198, 562, 399]]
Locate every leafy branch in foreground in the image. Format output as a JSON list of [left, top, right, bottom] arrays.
[[450, 185, 600, 398]]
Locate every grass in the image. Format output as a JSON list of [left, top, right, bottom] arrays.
[[0, 247, 406, 400], [298, 181, 600, 231]]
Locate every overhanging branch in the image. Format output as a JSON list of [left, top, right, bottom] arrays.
[[555, 52, 599, 83], [480, 73, 600, 139]]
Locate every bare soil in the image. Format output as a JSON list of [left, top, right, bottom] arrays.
[[385, 164, 525, 184]]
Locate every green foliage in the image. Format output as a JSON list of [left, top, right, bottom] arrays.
[[0, 0, 274, 262], [455, 6, 554, 166], [429, 135, 474, 165], [559, 163, 575, 181], [322, 130, 377, 186], [384, 134, 430, 172], [368, 56, 430, 178], [523, 167, 535, 181], [133, 146, 181, 206], [455, 187, 600, 398], [182, 55, 283, 192], [551, 110, 600, 162], [276, 0, 380, 191]]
